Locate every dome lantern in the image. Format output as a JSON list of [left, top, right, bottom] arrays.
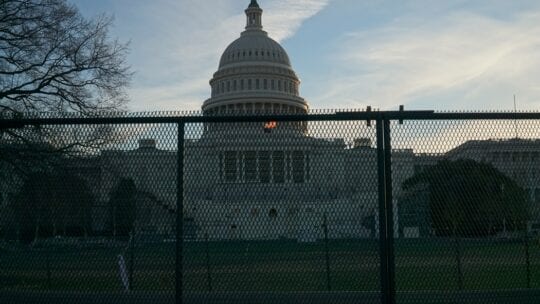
[[245, 1, 263, 31]]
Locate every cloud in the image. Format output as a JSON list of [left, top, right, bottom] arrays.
[[124, 0, 331, 112], [264, 0, 331, 42], [316, 8, 540, 111]]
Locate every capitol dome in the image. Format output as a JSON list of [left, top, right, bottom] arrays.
[[202, 0, 309, 115], [218, 34, 291, 68]]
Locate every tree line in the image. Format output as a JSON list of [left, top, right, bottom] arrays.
[[4, 170, 137, 243]]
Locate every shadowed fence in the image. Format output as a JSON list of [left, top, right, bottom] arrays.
[[2, 110, 540, 304]]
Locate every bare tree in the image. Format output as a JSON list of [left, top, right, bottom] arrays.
[[0, 0, 131, 115], [0, 1, 133, 239]]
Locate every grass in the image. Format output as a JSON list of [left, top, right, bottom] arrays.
[[1, 238, 539, 293]]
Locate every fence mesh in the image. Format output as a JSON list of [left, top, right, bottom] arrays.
[[2, 112, 540, 303], [391, 119, 540, 303], [183, 120, 380, 301], [0, 122, 178, 302]]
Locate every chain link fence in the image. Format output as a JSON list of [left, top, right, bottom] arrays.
[[1, 110, 540, 303]]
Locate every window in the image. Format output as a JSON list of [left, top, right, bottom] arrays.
[[263, 79, 268, 90], [272, 151, 285, 183], [224, 151, 237, 182], [256, 79, 260, 89], [241, 79, 244, 90], [227, 81, 230, 92], [269, 208, 278, 218], [233, 80, 237, 91], [278, 80, 282, 91], [220, 82, 224, 93], [271, 79, 275, 90], [244, 151, 257, 181], [292, 151, 304, 183], [259, 151, 270, 183], [248, 79, 252, 90]]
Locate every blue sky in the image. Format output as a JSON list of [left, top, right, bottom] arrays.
[[72, 0, 540, 112]]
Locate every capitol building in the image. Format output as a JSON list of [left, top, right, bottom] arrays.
[[99, 0, 402, 241], [4, 1, 540, 242], [96, 1, 540, 241]]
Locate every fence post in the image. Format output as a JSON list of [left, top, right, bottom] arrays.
[[524, 229, 531, 288], [376, 116, 396, 304], [45, 247, 52, 290], [383, 119, 396, 302], [205, 233, 213, 292], [323, 212, 331, 291], [176, 121, 185, 304], [129, 232, 135, 291]]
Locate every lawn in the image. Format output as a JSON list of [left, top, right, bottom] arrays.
[[1, 238, 539, 293]]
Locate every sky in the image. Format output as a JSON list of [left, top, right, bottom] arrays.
[[71, 0, 540, 112]]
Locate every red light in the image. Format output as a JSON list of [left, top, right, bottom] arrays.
[[264, 121, 277, 129], [264, 121, 277, 133]]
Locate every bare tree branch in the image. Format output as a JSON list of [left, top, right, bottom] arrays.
[[0, 0, 132, 115]]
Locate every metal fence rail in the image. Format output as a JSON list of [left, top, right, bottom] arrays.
[[2, 110, 540, 304]]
